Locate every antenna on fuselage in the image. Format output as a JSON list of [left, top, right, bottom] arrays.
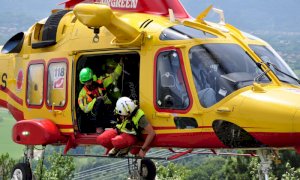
[[169, 9, 176, 23], [196, 5, 213, 23], [212, 8, 225, 25]]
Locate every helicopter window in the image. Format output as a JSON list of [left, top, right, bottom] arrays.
[[189, 44, 269, 105], [26, 63, 44, 106], [249, 45, 299, 85], [159, 25, 217, 40], [47, 61, 68, 107], [156, 50, 190, 110]]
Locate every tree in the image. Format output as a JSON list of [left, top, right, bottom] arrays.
[[249, 157, 260, 180], [272, 150, 300, 178], [157, 162, 191, 180], [186, 156, 226, 180], [281, 162, 300, 180], [0, 153, 16, 179], [34, 152, 75, 180]]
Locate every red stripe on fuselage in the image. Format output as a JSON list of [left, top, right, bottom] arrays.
[[0, 99, 24, 121], [152, 132, 226, 148], [151, 132, 300, 148], [250, 132, 297, 147], [0, 99, 7, 108], [0, 87, 23, 105], [153, 126, 212, 130], [71, 131, 300, 149], [57, 124, 73, 129]]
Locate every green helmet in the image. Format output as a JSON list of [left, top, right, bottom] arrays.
[[79, 67, 93, 84]]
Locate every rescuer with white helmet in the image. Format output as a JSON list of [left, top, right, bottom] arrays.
[[97, 97, 156, 157], [115, 97, 136, 116]]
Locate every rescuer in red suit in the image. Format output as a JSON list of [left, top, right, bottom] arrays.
[[97, 97, 155, 158]]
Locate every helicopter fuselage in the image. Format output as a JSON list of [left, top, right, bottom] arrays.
[[1, 2, 300, 154]]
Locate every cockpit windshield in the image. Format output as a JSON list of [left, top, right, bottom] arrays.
[[189, 44, 269, 108], [249, 45, 299, 85], [159, 25, 217, 40]]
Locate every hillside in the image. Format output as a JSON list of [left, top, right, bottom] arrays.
[[0, 108, 23, 157]]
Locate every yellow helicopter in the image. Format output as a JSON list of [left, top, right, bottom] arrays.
[[1, 0, 300, 179]]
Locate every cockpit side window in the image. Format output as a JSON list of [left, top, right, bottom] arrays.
[[156, 49, 190, 110], [190, 49, 217, 108], [189, 44, 269, 106]]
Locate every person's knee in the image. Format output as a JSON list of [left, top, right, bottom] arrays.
[[111, 134, 137, 149], [97, 135, 110, 147], [96, 130, 117, 146], [111, 135, 127, 148]]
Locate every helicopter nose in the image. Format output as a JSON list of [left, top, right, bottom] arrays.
[[228, 86, 300, 147]]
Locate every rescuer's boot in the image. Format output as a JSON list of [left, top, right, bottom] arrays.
[[116, 147, 130, 157], [108, 148, 120, 156]]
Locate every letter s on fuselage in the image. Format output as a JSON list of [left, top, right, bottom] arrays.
[[1, 73, 7, 90]]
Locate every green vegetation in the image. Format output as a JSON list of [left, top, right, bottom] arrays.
[[0, 147, 75, 179], [0, 153, 16, 179], [34, 150, 75, 180], [0, 109, 23, 158], [156, 151, 300, 179]]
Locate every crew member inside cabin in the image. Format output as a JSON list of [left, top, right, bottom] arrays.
[[97, 97, 156, 158], [78, 58, 123, 133], [100, 58, 123, 104], [78, 67, 112, 134]]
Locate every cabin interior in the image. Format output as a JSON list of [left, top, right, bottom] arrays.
[[75, 52, 140, 133]]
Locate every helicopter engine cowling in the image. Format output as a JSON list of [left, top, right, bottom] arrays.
[[12, 119, 64, 145]]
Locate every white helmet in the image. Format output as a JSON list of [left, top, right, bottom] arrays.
[[115, 97, 137, 116]]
